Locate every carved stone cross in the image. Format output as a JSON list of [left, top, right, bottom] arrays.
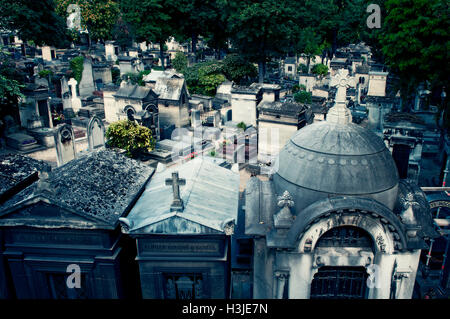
[[68, 78, 78, 97], [165, 171, 186, 212], [330, 68, 356, 104]]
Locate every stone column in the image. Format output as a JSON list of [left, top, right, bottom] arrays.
[[273, 270, 289, 299], [288, 253, 314, 299]]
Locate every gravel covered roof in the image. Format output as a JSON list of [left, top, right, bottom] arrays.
[[0, 153, 50, 198], [0, 149, 154, 227]]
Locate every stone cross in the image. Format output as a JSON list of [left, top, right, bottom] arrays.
[[327, 69, 356, 124], [330, 68, 356, 104], [165, 171, 186, 212], [68, 78, 78, 97]]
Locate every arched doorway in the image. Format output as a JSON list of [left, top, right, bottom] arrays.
[[124, 105, 136, 121], [310, 226, 373, 299]]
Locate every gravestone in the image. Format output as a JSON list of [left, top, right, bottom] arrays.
[[68, 78, 82, 113], [42, 46, 52, 62], [87, 116, 105, 151], [54, 124, 77, 166], [191, 110, 201, 127], [214, 111, 221, 128], [79, 59, 95, 97]]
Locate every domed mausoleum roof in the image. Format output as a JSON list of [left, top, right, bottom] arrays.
[[275, 121, 398, 195], [272, 69, 399, 213]]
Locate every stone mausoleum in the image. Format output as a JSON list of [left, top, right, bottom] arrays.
[[244, 69, 437, 299]]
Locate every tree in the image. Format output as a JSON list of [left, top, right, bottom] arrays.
[[55, 0, 120, 43], [311, 63, 329, 77], [229, 0, 297, 82], [183, 61, 226, 96], [170, 0, 219, 61], [106, 120, 155, 157], [379, 0, 449, 113], [121, 0, 176, 70], [172, 51, 188, 73], [294, 91, 312, 104], [112, 16, 135, 51], [222, 54, 257, 85], [0, 50, 24, 130], [0, 0, 69, 48], [69, 56, 84, 84]]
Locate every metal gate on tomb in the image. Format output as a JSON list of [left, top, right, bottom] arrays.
[[310, 226, 372, 299]]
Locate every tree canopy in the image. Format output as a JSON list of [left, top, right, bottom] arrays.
[[0, 0, 69, 48]]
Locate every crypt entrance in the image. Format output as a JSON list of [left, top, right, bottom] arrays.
[[309, 226, 373, 299]]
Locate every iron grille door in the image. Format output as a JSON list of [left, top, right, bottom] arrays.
[[310, 266, 368, 299]]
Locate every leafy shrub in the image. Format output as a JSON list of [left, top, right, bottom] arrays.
[[183, 60, 226, 96], [38, 69, 53, 78], [298, 64, 308, 74], [222, 53, 257, 85], [172, 51, 188, 73], [69, 56, 84, 83], [237, 121, 247, 130], [294, 90, 312, 104], [105, 120, 155, 157], [311, 63, 329, 77]]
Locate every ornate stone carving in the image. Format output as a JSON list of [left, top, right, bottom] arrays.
[[274, 191, 295, 229]]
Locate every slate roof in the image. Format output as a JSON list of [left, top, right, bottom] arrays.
[[154, 77, 186, 101], [258, 100, 308, 116], [0, 153, 50, 202], [285, 57, 296, 64], [0, 149, 154, 228], [123, 157, 240, 234], [114, 83, 156, 100]]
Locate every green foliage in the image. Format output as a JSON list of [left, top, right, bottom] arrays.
[[122, 70, 152, 86], [292, 84, 306, 94], [236, 121, 247, 131], [311, 63, 329, 77], [121, 0, 176, 68], [38, 70, 53, 78], [228, 0, 297, 81], [294, 90, 312, 104], [0, 0, 69, 47], [0, 50, 25, 120], [298, 64, 308, 74], [379, 0, 449, 98], [183, 60, 226, 96], [55, 0, 120, 41], [222, 53, 257, 85], [152, 65, 165, 71], [105, 120, 155, 157], [69, 56, 84, 84], [111, 68, 121, 85], [172, 51, 188, 73]]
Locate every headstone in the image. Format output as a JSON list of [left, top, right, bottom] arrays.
[[68, 78, 82, 113], [87, 116, 105, 151], [79, 59, 95, 97], [54, 124, 77, 166], [42, 46, 52, 62], [191, 110, 201, 127], [214, 110, 221, 128]]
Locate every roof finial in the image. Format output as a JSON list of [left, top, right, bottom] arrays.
[[327, 68, 356, 124]]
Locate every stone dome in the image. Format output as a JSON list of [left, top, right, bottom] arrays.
[[273, 120, 399, 214]]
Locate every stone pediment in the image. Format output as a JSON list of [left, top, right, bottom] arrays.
[[0, 197, 110, 229]]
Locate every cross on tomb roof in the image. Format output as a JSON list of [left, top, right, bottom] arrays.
[[165, 171, 186, 212]]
